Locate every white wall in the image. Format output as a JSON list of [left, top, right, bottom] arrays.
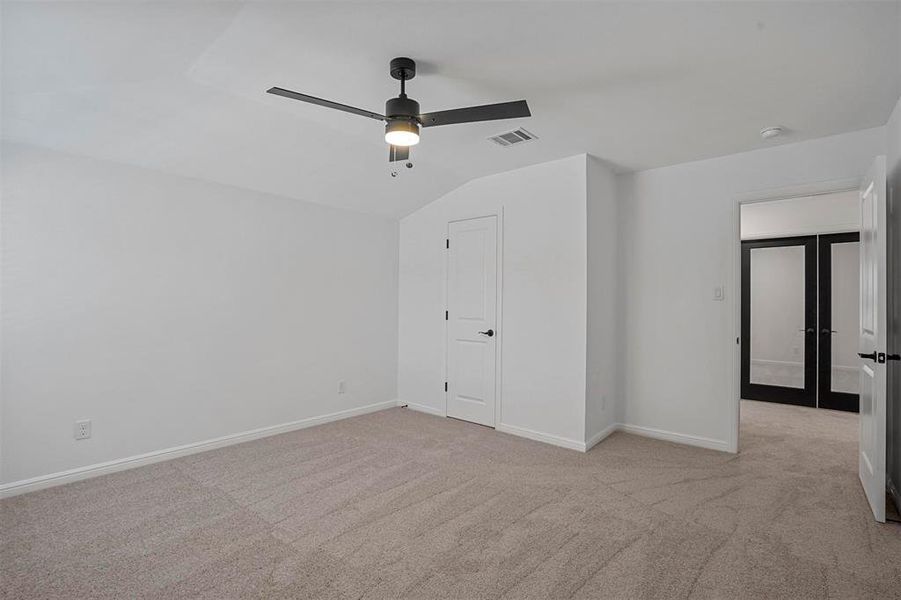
[[398, 155, 588, 447], [740, 191, 860, 239], [586, 155, 621, 442], [619, 127, 885, 451], [1, 142, 399, 485]]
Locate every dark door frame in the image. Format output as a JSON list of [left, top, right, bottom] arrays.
[[741, 235, 818, 407], [817, 232, 860, 412]]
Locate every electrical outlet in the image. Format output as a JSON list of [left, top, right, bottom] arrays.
[[337, 380, 346, 395], [74, 419, 91, 440]]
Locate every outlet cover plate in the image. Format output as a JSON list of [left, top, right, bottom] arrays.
[[74, 419, 91, 440]]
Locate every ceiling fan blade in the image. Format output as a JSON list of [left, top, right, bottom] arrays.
[[419, 100, 530, 128], [389, 145, 409, 162], [267, 87, 385, 121]]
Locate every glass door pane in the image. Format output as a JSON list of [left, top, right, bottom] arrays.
[[749, 245, 807, 388], [830, 241, 859, 395]]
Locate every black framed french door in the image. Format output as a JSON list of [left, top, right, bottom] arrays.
[[818, 232, 860, 412], [741, 236, 818, 407]]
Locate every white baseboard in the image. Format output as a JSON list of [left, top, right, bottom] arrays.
[[616, 423, 729, 453], [585, 422, 618, 451], [496, 422, 585, 452], [751, 358, 803, 368], [0, 400, 398, 499], [398, 400, 446, 418]]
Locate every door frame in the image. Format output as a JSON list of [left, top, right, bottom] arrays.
[[444, 211, 504, 428], [818, 232, 861, 412], [740, 235, 818, 407], [731, 178, 861, 453]]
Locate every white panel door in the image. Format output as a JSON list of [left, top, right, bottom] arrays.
[[858, 156, 887, 523], [446, 216, 497, 427]]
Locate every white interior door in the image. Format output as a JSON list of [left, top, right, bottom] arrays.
[[858, 156, 887, 523], [446, 216, 497, 427]]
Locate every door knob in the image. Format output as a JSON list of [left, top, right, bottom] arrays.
[[821, 329, 837, 335], [858, 351, 878, 361], [478, 329, 494, 337], [798, 328, 815, 334]]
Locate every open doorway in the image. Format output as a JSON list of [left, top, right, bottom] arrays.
[[738, 189, 861, 414], [734, 164, 893, 524]]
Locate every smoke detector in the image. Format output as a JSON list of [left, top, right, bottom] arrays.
[[760, 126, 784, 140]]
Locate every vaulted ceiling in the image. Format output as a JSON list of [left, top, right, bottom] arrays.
[[3, 1, 899, 217]]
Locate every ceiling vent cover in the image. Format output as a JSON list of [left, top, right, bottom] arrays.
[[489, 128, 537, 147]]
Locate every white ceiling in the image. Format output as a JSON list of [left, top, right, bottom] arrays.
[[2, 1, 899, 217]]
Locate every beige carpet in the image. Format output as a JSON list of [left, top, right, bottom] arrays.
[[2, 401, 900, 599]]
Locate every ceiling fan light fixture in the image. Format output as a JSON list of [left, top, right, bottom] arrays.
[[269, 57, 531, 163], [385, 119, 420, 146]]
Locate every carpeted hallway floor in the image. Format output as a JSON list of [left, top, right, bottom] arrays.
[[2, 400, 900, 599]]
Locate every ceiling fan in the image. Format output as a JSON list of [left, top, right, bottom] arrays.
[[267, 57, 531, 166]]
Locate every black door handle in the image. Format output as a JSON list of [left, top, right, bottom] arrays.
[[798, 328, 815, 334], [478, 329, 494, 337], [858, 351, 877, 361], [821, 329, 837, 335]]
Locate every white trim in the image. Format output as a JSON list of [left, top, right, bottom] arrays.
[[499, 421, 728, 454], [585, 422, 618, 451], [734, 178, 861, 205], [741, 224, 859, 241], [617, 423, 730, 453], [730, 197, 741, 454], [496, 422, 586, 452], [0, 400, 397, 499], [750, 358, 803, 368], [400, 401, 446, 418]]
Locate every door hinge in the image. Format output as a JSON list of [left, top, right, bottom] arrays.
[[445, 310, 448, 320], [444, 381, 448, 392], [446, 238, 449, 249]]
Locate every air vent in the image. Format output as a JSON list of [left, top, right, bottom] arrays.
[[488, 128, 537, 147]]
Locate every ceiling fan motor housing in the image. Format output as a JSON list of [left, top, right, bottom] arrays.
[[385, 96, 420, 121]]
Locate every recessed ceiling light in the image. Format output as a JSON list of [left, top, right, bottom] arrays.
[[760, 126, 784, 140]]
